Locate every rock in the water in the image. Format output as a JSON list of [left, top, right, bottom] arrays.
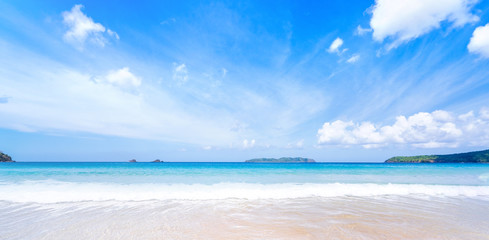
[[151, 159, 162, 163], [128, 159, 137, 162], [0, 152, 14, 162]]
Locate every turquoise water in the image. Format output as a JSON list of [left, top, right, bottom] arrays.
[[1, 162, 489, 202], [1, 162, 489, 239], [1, 162, 489, 185]]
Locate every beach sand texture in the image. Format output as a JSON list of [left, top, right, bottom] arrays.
[[1, 196, 488, 240]]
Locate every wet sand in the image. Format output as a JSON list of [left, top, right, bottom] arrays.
[[1, 196, 488, 240]]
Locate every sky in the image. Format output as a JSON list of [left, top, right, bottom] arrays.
[[1, 0, 489, 162]]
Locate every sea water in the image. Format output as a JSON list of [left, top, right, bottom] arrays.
[[1, 162, 489, 239]]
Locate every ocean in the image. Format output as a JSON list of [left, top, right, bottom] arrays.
[[1, 162, 489, 239]]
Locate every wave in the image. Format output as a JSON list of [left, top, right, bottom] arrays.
[[1, 181, 489, 203]]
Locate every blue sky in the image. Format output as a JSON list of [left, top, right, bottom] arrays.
[[1, 0, 489, 162]]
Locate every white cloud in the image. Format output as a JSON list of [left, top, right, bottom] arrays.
[[221, 68, 228, 78], [480, 107, 489, 119], [243, 139, 256, 149], [327, 37, 344, 53], [0, 35, 327, 149], [0, 44, 238, 146], [369, 0, 480, 49], [107, 29, 120, 40], [317, 109, 489, 148], [468, 23, 489, 58], [202, 146, 213, 150], [296, 139, 304, 148], [97, 67, 142, 89], [355, 25, 372, 36], [173, 63, 188, 84], [285, 139, 304, 149], [160, 18, 176, 25], [62, 4, 118, 49], [347, 54, 360, 63]]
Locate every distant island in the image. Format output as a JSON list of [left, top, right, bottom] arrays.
[[245, 157, 315, 163], [0, 152, 14, 162], [128, 159, 164, 163], [385, 149, 489, 163]]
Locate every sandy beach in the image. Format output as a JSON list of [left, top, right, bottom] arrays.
[[1, 196, 488, 239]]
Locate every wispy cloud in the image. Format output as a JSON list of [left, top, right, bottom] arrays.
[[107, 29, 119, 40], [2, 1, 488, 158], [354, 25, 372, 36], [285, 139, 304, 149], [0, 43, 237, 145], [202, 146, 213, 150], [172, 63, 189, 85], [160, 18, 176, 25], [0, 11, 326, 148], [347, 54, 360, 63]]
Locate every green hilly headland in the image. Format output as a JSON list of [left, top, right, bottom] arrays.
[[385, 149, 489, 163], [0, 152, 14, 162]]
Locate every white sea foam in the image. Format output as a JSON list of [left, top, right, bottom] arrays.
[[479, 173, 489, 182], [1, 181, 489, 203]]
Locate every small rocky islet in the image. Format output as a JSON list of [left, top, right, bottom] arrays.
[[128, 159, 164, 163], [0, 152, 14, 162]]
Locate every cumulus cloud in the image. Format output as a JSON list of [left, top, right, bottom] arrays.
[[347, 54, 360, 63], [62, 4, 118, 49], [97, 67, 142, 89], [369, 0, 480, 49], [173, 63, 188, 84], [317, 109, 489, 148], [327, 37, 344, 54], [468, 23, 489, 58]]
